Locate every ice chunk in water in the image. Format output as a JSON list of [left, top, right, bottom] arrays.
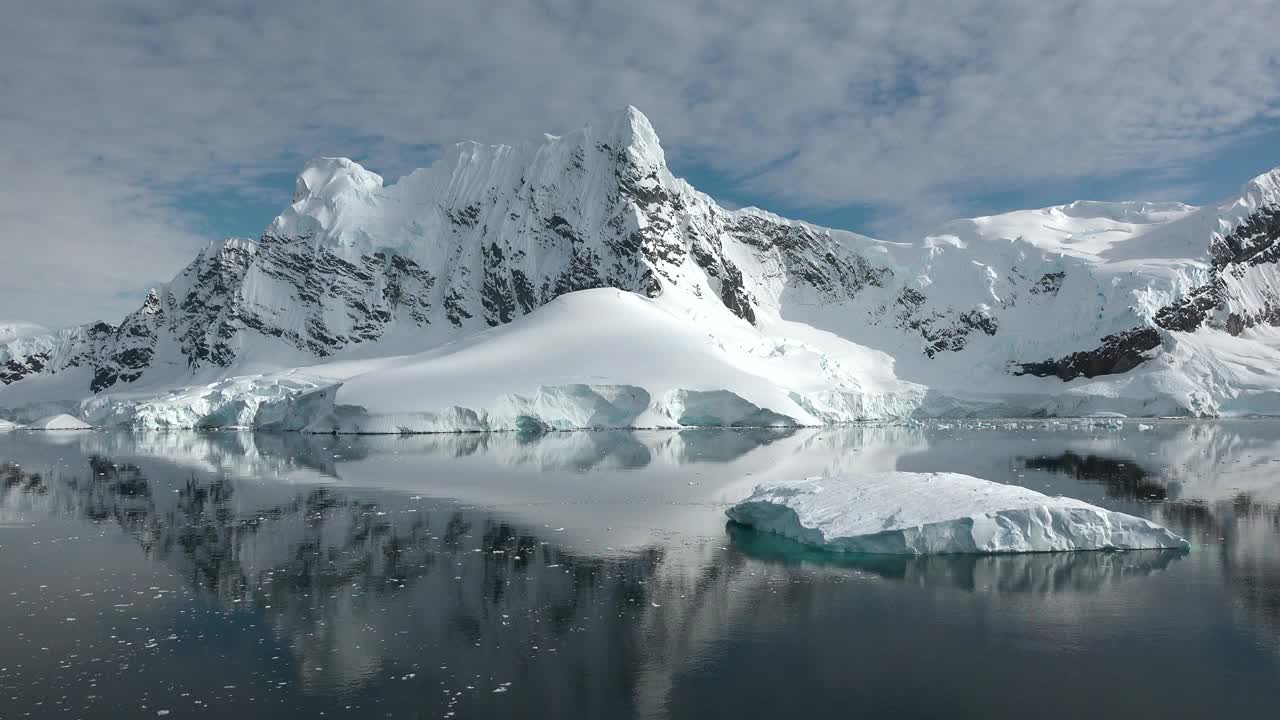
[[726, 473, 1189, 555]]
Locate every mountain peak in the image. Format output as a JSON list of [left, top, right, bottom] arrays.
[[292, 157, 384, 203], [603, 105, 657, 141], [1241, 166, 1280, 203], [601, 105, 664, 168]]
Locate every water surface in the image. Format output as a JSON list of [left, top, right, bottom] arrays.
[[2, 422, 1279, 718]]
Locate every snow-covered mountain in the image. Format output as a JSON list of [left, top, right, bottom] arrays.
[[4, 106, 1280, 429]]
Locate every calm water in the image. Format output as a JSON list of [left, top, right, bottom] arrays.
[[2, 422, 1279, 718]]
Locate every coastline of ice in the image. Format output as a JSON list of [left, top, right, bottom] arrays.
[[726, 473, 1190, 554]]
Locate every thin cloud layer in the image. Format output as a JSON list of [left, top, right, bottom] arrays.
[[2, 0, 1278, 325]]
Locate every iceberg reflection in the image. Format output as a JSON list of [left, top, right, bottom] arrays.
[[726, 522, 1184, 594]]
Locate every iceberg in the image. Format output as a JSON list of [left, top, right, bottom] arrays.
[[0, 418, 21, 431], [25, 413, 93, 431], [726, 473, 1189, 554], [725, 522, 1184, 593]]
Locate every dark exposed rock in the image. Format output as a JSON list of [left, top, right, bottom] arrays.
[[616, 165, 673, 208], [1211, 204, 1280, 268], [510, 269, 539, 315], [1013, 327, 1161, 381], [717, 260, 756, 324], [2, 352, 48, 385], [1153, 279, 1223, 333], [897, 288, 926, 309], [1152, 204, 1280, 336], [1030, 271, 1065, 296], [551, 247, 607, 299], [960, 308, 999, 337], [544, 214, 577, 241], [5, 233, 445, 393], [481, 243, 517, 326], [444, 289, 473, 328], [893, 289, 998, 357], [728, 215, 891, 302], [2, 322, 116, 387], [446, 204, 481, 228]]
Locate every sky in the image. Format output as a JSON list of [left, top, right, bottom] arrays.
[[2, 0, 1279, 328]]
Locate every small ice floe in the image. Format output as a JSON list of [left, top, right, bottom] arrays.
[[726, 473, 1189, 555]]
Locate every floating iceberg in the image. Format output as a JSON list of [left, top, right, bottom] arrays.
[[0, 418, 21, 431], [25, 413, 93, 431], [725, 522, 1184, 593], [726, 473, 1189, 554]]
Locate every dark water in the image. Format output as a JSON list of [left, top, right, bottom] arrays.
[[1, 422, 1279, 719]]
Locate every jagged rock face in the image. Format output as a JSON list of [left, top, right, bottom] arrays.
[[235, 236, 438, 355], [2, 353, 47, 385], [727, 215, 891, 302], [0, 322, 116, 386], [1154, 204, 1280, 335], [1014, 328, 1162, 381]]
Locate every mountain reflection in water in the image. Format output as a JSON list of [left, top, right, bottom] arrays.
[[3, 422, 1280, 718]]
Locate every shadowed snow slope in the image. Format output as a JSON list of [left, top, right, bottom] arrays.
[[4, 106, 1280, 428], [727, 474, 1190, 554]]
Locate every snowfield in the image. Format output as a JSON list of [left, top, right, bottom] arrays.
[[25, 414, 92, 431], [302, 288, 920, 433], [727, 474, 1190, 554], [4, 106, 1280, 430]]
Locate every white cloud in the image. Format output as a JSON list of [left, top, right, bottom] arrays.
[[2, 0, 1278, 325], [0, 154, 207, 327]]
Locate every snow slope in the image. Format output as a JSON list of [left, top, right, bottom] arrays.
[[26, 413, 92, 431], [303, 288, 919, 433], [727, 474, 1189, 554], [3, 107, 1280, 428]]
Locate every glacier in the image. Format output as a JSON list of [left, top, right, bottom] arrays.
[[3, 106, 1280, 431], [726, 474, 1190, 554]]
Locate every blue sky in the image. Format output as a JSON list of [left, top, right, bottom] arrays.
[[2, 0, 1279, 326]]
